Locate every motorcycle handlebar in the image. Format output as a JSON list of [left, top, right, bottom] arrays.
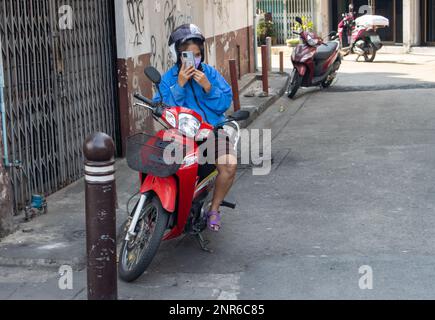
[[134, 92, 167, 118], [134, 93, 157, 108]]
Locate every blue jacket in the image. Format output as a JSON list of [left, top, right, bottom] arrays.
[[153, 63, 233, 127]]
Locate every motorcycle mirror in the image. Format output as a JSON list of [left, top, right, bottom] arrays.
[[144, 66, 163, 102], [229, 110, 250, 122], [144, 66, 162, 85], [295, 17, 303, 25]]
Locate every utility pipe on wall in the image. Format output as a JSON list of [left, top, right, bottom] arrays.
[[253, 0, 258, 71], [0, 36, 20, 169]]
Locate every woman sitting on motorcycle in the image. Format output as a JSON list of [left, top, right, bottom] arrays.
[[153, 24, 236, 232]]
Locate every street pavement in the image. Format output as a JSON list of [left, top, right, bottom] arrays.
[[1, 52, 435, 299]]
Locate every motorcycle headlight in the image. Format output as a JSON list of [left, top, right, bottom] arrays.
[[178, 113, 201, 138], [307, 34, 318, 47]]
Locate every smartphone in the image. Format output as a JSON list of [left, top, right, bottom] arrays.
[[182, 51, 195, 69]]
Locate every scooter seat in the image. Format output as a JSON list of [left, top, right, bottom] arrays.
[[314, 41, 338, 61]]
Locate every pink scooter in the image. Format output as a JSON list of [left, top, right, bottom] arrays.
[[288, 17, 342, 99], [338, 13, 388, 62]]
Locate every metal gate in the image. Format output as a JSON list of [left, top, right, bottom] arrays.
[[257, 0, 315, 44], [0, 0, 120, 213]]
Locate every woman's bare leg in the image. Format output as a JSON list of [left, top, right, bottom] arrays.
[[210, 154, 238, 213]]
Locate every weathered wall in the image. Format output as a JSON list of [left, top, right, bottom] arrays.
[[148, 0, 202, 72], [114, 0, 255, 155], [0, 129, 14, 237], [204, 0, 255, 80], [0, 45, 13, 236], [206, 26, 255, 81]]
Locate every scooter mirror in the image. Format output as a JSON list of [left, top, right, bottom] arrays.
[[295, 17, 303, 25], [144, 66, 163, 102], [144, 66, 162, 85]]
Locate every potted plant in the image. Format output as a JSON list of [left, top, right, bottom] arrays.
[[257, 18, 276, 46]]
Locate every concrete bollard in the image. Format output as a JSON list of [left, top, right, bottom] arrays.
[[261, 45, 269, 96], [266, 37, 272, 72], [83, 132, 118, 300], [229, 59, 241, 112]]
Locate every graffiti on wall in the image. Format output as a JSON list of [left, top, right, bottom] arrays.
[[214, 0, 232, 28], [150, 0, 194, 72], [127, 0, 145, 46]]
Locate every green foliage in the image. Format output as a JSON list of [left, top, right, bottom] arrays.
[[287, 17, 315, 47], [286, 38, 300, 47], [294, 16, 314, 32], [257, 18, 276, 45]]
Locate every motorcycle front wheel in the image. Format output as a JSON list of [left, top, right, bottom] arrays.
[[118, 196, 169, 282], [364, 42, 377, 62], [288, 69, 302, 99]]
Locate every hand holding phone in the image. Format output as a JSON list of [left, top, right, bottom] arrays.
[[178, 60, 196, 88], [182, 51, 195, 69]]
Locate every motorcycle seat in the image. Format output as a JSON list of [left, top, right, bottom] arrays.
[[314, 41, 338, 60]]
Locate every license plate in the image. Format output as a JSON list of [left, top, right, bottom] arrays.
[[370, 35, 381, 44]]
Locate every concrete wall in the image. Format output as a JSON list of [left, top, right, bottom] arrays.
[[114, 0, 255, 155]]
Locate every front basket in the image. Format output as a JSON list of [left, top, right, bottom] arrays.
[[126, 133, 183, 178]]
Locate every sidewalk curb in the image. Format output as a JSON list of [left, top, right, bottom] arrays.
[[239, 72, 290, 129], [328, 82, 435, 93], [239, 73, 259, 93], [0, 256, 86, 270]]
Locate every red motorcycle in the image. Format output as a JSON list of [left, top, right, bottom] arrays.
[[288, 17, 342, 99], [118, 66, 249, 282], [338, 13, 389, 62]]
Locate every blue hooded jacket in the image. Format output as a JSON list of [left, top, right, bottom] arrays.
[[153, 63, 233, 127]]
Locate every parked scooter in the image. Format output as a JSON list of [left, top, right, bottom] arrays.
[[288, 17, 342, 99], [338, 13, 389, 62], [118, 66, 250, 282]]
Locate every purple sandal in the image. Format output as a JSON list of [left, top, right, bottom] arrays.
[[207, 211, 222, 232]]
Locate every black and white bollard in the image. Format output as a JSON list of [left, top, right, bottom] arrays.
[[83, 133, 118, 300]]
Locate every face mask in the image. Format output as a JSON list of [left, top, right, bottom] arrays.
[[195, 57, 202, 69]]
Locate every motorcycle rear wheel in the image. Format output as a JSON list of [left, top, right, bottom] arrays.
[[364, 42, 377, 62], [288, 70, 302, 99], [118, 196, 169, 282], [322, 73, 336, 88]]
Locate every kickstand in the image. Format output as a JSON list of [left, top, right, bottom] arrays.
[[196, 233, 214, 253]]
